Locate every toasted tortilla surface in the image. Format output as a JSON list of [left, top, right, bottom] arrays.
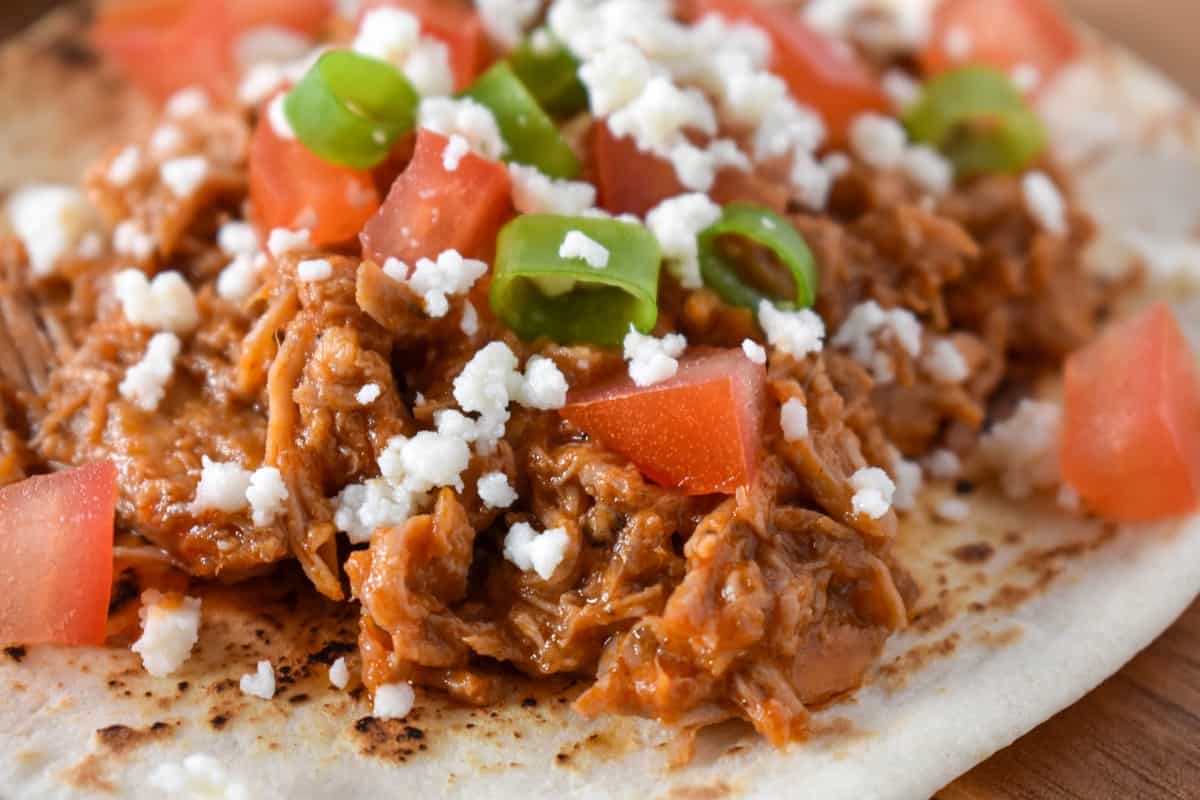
[[2, 7, 1200, 799]]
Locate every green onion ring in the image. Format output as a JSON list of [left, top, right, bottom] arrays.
[[489, 215, 661, 346], [284, 50, 419, 169], [462, 62, 581, 179], [904, 66, 1046, 177], [508, 31, 589, 119], [698, 203, 819, 310]]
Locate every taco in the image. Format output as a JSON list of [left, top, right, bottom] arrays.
[[2, 1, 1200, 798]]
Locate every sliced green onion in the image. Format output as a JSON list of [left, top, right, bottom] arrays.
[[284, 50, 419, 169], [903, 66, 1046, 177], [508, 31, 588, 119], [490, 215, 661, 346], [698, 204, 818, 310], [462, 63, 581, 179]]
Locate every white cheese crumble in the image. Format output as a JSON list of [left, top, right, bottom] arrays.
[[238, 62, 289, 107], [404, 39, 455, 97], [780, 398, 809, 441], [297, 258, 334, 282], [890, 451, 923, 512], [1010, 63, 1042, 94], [239, 660, 276, 700], [477, 0, 541, 50], [741, 339, 767, 365], [353, 7, 455, 95], [831, 300, 922, 383], [460, 301, 480, 336], [944, 25, 973, 61], [216, 254, 258, 304], [357, 383, 382, 405], [329, 657, 350, 690], [334, 478, 414, 544], [559, 230, 610, 269], [923, 338, 969, 383], [6, 185, 97, 276], [165, 87, 209, 119], [901, 145, 954, 196], [108, 146, 143, 187], [268, 93, 296, 140], [508, 163, 596, 215], [924, 448, 962, 480], [406, 249, 489, 318], [757, 301, 825, 359], [150, 124, 186, 158], [645, 193, 721, 289], [882, 69, 922, 111], [1057, 484, 1082, 513], [935, 497, 970, 522], [379, 429, 472, 495], [113, 269, 199, 333], [160, 156, 210, 199], [131, 590, 201, 677], [148, 754, 248, 800], [578, 41, 657, 118], [789, 150, 836, 211], [246, 467, 289, 527], [516, 355, 569, 409], [478, 471, 518, 509], [418, 97, 507, 161], [441, 133, 471, 172], [267, 227, 311, 257], [113, 220, 156, 261], [374, 682, 416, 719], [978, 399, 1062, 499], [193, 457, 252, 514], [849, 467, 896, 519], [1022, 171, 1068, 236], [119, 332, 181, 412], [234, 26, 313, 69], [503, 521, 570, 580], [850, 113, 908, 170], [623, 327, 687, 387], [218, 221, 259, 257]]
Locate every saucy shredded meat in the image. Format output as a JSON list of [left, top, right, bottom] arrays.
[[0, 0, 1117, 755]]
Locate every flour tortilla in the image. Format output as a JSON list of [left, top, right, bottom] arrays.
[[3, 9, 1200, 800]]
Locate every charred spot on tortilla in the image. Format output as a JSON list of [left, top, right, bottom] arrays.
[[94, 721, 175, 755], [3, 646, 25, 663], [951, 542, 995, 564]]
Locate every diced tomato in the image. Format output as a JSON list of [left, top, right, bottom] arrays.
[[361, 128, 513, 264], [561, 349, 767, 495], [920, 0, 1080, 86], [93, 0, 235, 103], [0, 463, 118, 647], [227, 0, 330, 36], [1061, 303, 1200, 521], [591, 124, 789, 217], [679, 0, 888, 144], [95, 0, 333, 103], [249, 109, 381, 247], [359, 0, 490, 91], [591, 124, 684, 217]]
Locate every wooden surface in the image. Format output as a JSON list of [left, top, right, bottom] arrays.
[[2, 2, 1198, 798]]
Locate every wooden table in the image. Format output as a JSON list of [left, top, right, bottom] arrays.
[[2, 2, 1198, 798]]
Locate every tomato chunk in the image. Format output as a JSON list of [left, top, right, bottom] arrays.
[[1061, 303, 1200, 521], [361, 128, 513, 264], [920, 0, 1080, 86], [227, 0, 330, 36], [94, 0, 334, 103], [0, 463, 118, 647], [679, 0, 888, 144], [94, 0, 235, 103], [561, 349, 766, 495], [249, 108, 381, 247], [359, 0, 490, 91]]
